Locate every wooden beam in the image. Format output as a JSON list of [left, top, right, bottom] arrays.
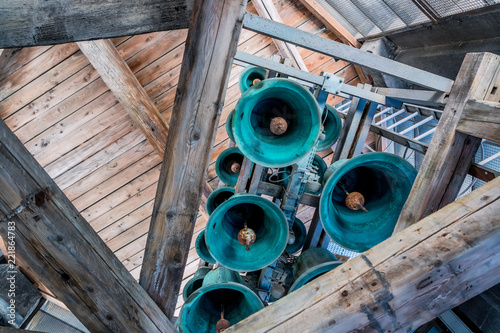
[[0, 48, 19, 71], [77, 38, 212, 219], [394, 52, 500, 233], [225, 175, 500, 332], [252, 0, 308, 71], [0, 120, 175, 332], [297, 0, 368, 83], [457, 99, 500, 143], [139, 0, 248, 320], [77, 39, 168, 157], [0, 0, 192, 48]]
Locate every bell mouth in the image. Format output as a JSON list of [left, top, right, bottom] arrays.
[[205, 194, 288, 272], [319, 153, 417, 252], [207, 187, 235, 215], [216, 147, 244, 186], [180, 283, 263, 333], [233, 78, 321, 168]]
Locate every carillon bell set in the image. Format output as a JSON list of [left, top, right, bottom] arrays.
[[177, 65, 417, 333]]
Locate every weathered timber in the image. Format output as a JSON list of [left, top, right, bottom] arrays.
[[77, 38, 212, 219], [457, 99, 500, 143], [0, 120, 175, 332], [225, 175, 500, 332], [395, 52, 500, 233], [77, 39, 168, 157], [297, 0, 367, 82], [0, 48, 18, 71], [139, 0, 248, 320], [252, 0, 308, 71], [0, 0, 193, 48]]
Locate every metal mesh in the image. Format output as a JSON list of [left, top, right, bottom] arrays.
[[381, 0, 431, 26], [314, 0, 364, 38], [349, 0, 407, 32], [324, 0, 383, 37]]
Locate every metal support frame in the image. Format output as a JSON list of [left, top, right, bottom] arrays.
[[242, 13, 454, 92]]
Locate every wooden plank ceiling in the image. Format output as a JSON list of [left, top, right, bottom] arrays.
[[0, 0, 361, 315]]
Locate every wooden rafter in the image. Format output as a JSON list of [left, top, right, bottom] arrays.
[[298, 0, 368, 83], [0, 0, 192, 48], [225, 175, 500, 332], [0, 119, 176, 332], [457, 99, 500, 143], [77, 38, 212, 220], [252, 0, 308, 71], [395, 52, 500, 233], [139, 0, 248, 320]]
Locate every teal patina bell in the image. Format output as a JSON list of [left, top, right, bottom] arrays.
[[226, 109, 235, 142], [206, 186, 235, 215], [205, 193, 288, 272], [196, 230, 216, 264], [182, 267, 212, 301], [215, 147, 244, 187], [319, 152, 417, 252], [285, 218, 307, 254], [289, 248, 343, 292], [232, 78, 321, 167], [238, 65, 267, 93], [317, 104, 342, 152], [177, 267, 264, 333], [277, 154, 328, 194]]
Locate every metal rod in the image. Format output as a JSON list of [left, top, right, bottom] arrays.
[[399, 115, 434, 135], [386, 112, 418, 130], [415, 127, 436, 140], [374, 109, 405, 125]]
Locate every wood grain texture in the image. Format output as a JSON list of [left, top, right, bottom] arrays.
[[139, 0, 248, 319], [225, 176, 500, 333], [457, 99, 500, 143], [0, 0, 193, 48], [77, 39, 169, 158], [0, 119, 175, 333], [253, 0, 308, 71], [395, 52, 500, 233]]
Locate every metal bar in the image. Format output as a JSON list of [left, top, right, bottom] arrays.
[[374, 106, 393, 119], [386, 112, 418, 130], [374, 109, 405, 125], [373, 87, 447, 107], [479, 151, 500, 165], [234, 51, 396, 106], [399, 115, 434, 135], [243, 13, 454, 92], [415, 127, 436, 140]]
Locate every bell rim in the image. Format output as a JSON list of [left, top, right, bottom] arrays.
[[319, 152, 417, 252], [215, 146, 243, 187], [317, 104, 342, 152], [289, 260, 344, 293], [206, 186, 236, 215], [205, 193, 289, 272], [232, 78, 321, 168]]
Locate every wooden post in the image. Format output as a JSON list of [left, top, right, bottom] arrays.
[[0, 119, 175, 333], [139, 0, 248, 320], [77, 38, 212, 219], [252, 0, 308, 71], [394, 52, 500, 233], [0, 0, 192, 48], [225, 175, 500, 332]]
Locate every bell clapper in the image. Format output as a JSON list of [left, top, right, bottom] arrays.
[[338, 184, 368, 213], [270, 117, 288, 135], [238, 221, 256, 251], [216, 304, 231, 333], [230, 161, 241, 174], [252, 78, 261, 86]]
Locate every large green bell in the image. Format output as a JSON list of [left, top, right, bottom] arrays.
[[289, 248, 343, 292], [196, 230, 216, 264], [205, 193, 288, 272], [238, 65, 267, 93], [206, 186, 235, 215], [232, 78, 321, 167], [285, 218, 307, 254], [319, 152, 417, 252], [226, 109, 236, 142], [317, 104, 342, 152], [277, 154, 328, 194], [177, 267, 264, 333], [182, 267, 212, 301], [215, 147, 244, 187]]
